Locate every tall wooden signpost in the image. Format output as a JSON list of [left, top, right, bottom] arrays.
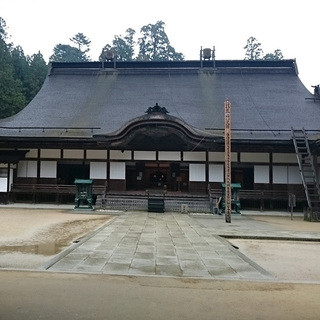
[[224, 99, 232, 223]]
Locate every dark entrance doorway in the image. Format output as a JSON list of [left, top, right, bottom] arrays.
[[145, 163, 169, 190], [126, 162, 146, 190], [125, 162, 186, 191], [149, 170, 167, 188], [231, 166, 254, 190], [57, 162, 89, 185]]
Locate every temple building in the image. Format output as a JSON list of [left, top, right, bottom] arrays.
[[0, 55, 320, 214]]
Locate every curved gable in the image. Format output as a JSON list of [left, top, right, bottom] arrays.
[[94, 106, 218, 150]]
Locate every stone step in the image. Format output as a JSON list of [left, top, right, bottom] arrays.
[[96, 194, 211, 213]]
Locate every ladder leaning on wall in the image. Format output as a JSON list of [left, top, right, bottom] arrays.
[[291, 127, 320, 221]]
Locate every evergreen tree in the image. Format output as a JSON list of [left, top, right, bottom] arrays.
[[100, 22, 184, 62], [26, 52, 48, 103], [244, 36, 263, 60], [70, 32, 91, 60], [50, 33, 91, 62], [263, 49, 284, 60], [0, 37, 26, 118], [113, 28, 135, 61], [70, 33, 91, 51], [0, 17, 8, 40], [137, 21, 184, 61], [124, 28, 136, 58], [100, 28, 136, 61], [50, 44, 89, 62], [244, 37, 284, 61], [0, 17, 47, 118], [11, 47, 48, 105], [11, 45, 30, 99]]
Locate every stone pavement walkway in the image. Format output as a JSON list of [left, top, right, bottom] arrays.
[[193, 214, 320, 240], [47, 212, 272, 280]]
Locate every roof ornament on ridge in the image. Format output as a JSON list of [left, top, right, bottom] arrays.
[[145, 103, 169, 115], [312, 85, 319, 97], [306, 85, 320, 102]]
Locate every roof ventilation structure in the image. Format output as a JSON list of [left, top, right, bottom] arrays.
[[103, 50, 115, 61], [200, 46, 216, 68], [101, 49, 117, 68], [202, 48, 212, 60]]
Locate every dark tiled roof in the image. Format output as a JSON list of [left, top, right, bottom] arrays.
[[0, 59, 317, 141]]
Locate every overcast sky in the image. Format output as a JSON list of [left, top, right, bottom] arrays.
[[1, 0, 319, 91]]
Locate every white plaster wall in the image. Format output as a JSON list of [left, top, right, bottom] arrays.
[[90, 162, 107, 179], [158, 151, 181, 161], [254, 165, 269, 183], [134, 151, 156, 161], [27, 161, 37, 178], [110, 162, 125, 180], [189, 164, 206, 182], [17, 161, 37, 178], [209, 164, 224, 182], [86, 150, 108, 160], [63, 149, 84, 159], [0, 178, 7, 192], [0, 168, 13, 191], [24, 149, 38, 158], [17, 161, 27, 177], [208, 152, 237, 162], [288, 166, 302, 184], [110, 150, 131, 160], [241, 153, 269, 163], [184, 152, 206, 162], [41, 149, 60, 159], [273, 153, 297, 164], [40, 161, 57, 178], [273, 166, 288, 184]]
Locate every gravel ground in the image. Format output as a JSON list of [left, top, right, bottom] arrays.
[[230, 239, 320, 281], [0, 208, 112, 269], [229, 215, 320, 282]]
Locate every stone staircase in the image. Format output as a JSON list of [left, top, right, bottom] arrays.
[[96, 191, 211, 213]]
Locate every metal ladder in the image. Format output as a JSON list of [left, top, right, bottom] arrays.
[[292, 128, 320, 220]]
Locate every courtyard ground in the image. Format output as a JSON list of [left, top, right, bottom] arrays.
[[0, 206, 320, 319], [0, 207, 112, 269], [1, 270, 320, 320]]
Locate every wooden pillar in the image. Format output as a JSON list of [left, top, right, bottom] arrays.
[[224, 99, 232, 223], [205, 151, 209, 191], [6, 163, 10, 203], [6, 163, 10, 192], [37, 149, 41, 183], [269, 153, 274, 210], [107, 150, 110, 191]]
